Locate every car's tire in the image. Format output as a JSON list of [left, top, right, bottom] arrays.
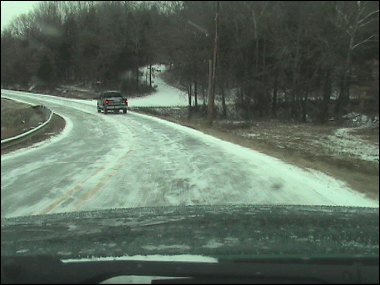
[[123, 109, 127, 114], [97, 108, 101, 113]]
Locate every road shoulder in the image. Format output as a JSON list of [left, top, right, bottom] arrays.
[[131, 108, 379, 201]]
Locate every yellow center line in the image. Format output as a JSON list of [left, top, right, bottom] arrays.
[[35, 165, 106, 215], [38, 185, 82, 215], [37, 149, 133, 215], [74, 149, 133, 211], [73, 172, 115, 211]]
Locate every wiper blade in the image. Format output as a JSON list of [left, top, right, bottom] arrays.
[[1, 255, 378, 284]]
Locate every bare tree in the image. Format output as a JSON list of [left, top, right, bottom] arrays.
[[334, 1, 379, 116]]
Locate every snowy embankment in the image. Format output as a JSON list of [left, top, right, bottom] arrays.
[[322, 127, 379, 162], [128, 66, 380, 164], [129, 64, 189, 107]]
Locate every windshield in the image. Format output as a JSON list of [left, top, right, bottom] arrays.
[[1, 0, 379, 283]]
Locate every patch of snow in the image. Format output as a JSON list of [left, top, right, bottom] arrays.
[[60, 85, 92, 93], [242, 133, 260, 138], [16, 249, 29, 254], [129, 82, 187, 107], [131, 64, 204, 107], [67, 224, 79, 231], [57, 251, 73, 256], [142, 244, 191, 251], [62, 254, 218, 263], [203, 239, 224, 249], [342, 112, 378, 128], [322, 127, 379, 162]]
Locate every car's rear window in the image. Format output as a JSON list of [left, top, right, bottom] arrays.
[[102, 92, 122, 98]]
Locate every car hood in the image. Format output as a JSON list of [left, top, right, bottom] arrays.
[[1, 205, 379, 259]]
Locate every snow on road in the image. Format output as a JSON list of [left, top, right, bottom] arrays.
[[1, 72, 378, 219]]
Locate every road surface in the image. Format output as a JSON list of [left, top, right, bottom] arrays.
[[1, 89, 377, 218]]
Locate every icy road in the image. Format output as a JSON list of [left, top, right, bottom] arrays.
[[1, 88, 378, 218]]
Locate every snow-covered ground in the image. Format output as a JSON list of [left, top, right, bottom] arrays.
[[129, 64, 189, 107], [322, 127, 379, 162], [232, 123, 379, 163], [131, 67, 378, 164]]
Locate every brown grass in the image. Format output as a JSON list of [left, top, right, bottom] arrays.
[[1, 98, 66, 154], [1, 113, 66, 155]]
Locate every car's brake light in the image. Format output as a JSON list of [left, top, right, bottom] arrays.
[[105, 99, 110, 105]]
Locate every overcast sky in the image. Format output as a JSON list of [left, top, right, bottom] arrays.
[[1, 1, 40, 31]]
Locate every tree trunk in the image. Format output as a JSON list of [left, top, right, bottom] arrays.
[[302, 90, 308, 123], [320, 70, 332, 124], [194, 60, 198, 109], [135, 65, 139, 91], [135, 45, 139, 91], [334, 1, 369, 117], [188, 83, 192, 107], [221, 84, 226, 118], [335, 38, 353, 117], [202, 83, 206, 107], [188, 83, 192, 119], [261, 38, 266, 117], [290, 25, 302, 120], [272, 69, 279, 118], [207, 59, 213, 118], [255, 39, 259, 74], [207, 1, 220, 124], [149, 63, 152, 88]]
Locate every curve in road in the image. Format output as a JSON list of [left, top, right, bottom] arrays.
[[1, 90, 377, 218]]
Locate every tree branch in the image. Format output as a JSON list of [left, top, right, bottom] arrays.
[[187, 20, 209, 37], [251, 9, 257, 39], [358, 9, 379, 25], [258, 1, 268, 20], [351, 34, 377, 50], [359, 17, 378, 28], [345, 28, 353, 37], [335, 4, 350, 26]]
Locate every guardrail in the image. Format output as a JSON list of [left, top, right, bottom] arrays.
[[1, 105, 54, 148]]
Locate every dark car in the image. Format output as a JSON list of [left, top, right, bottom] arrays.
[[97, 91, 128, 114]]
